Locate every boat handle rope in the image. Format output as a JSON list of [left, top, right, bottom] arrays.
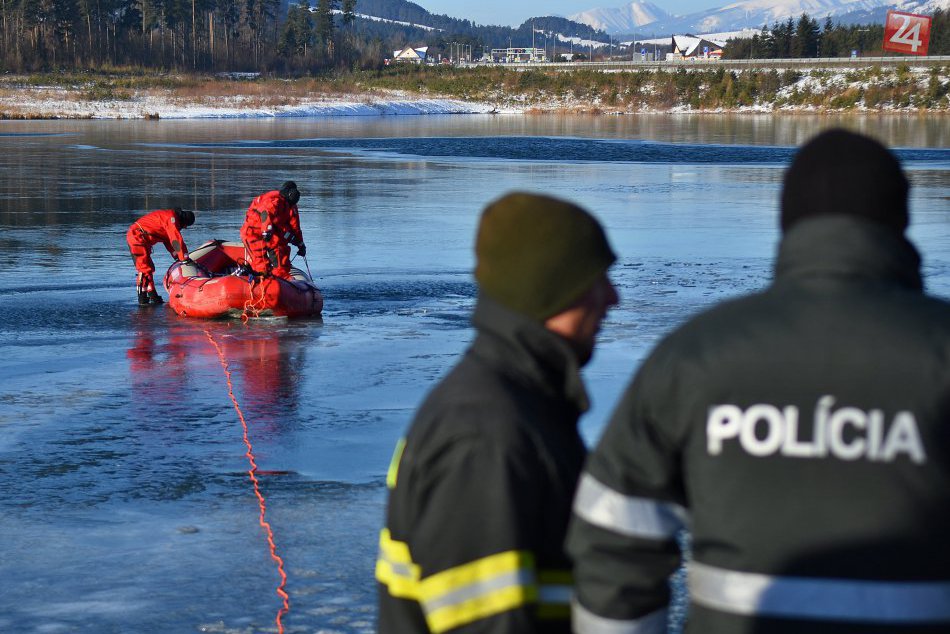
[[242, 276, 269, 323], [205, 330, 290, 633]]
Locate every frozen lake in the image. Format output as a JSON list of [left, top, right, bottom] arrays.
[[1, 114, 949, 633]]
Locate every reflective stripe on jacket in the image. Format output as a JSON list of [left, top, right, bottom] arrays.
[[378, 296, 588, 634], [567, 216, 950, 634]]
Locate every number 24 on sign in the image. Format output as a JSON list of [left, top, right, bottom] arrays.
[[883, 10, 931, 56]]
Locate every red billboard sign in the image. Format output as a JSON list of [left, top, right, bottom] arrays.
[[883, 10, 931, 56]]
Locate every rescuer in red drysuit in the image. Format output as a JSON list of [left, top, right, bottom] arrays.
[[240, 181, 306, 280], [126, 207, 195, 304]]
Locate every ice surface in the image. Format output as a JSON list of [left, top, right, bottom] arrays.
[[0, 115, 947, 632]]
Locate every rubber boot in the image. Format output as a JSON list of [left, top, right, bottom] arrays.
[[138, 291, 150, 305], [148, 290, 164, 304]]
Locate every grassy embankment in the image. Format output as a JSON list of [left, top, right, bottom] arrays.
[[0, 72, 385, 119], [367, 64, 950, 112], [0, 64, 948, 119]]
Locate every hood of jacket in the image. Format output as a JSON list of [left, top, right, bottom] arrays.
[[471, 293, 590, 414], [774, 214, 923, 292]]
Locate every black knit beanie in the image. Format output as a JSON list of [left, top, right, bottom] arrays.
[[475, 192, 616, 321], [781, 129, 909, 233], [280, 181, 300, 206]]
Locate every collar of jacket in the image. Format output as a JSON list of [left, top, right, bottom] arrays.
[[774, 215, 923, 292], [471, 293, 590, 413]]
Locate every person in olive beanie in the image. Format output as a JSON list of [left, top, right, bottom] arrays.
[[781, 128, 909, 233], [378, 192, 618, 634], [475, 192, 617, 321]]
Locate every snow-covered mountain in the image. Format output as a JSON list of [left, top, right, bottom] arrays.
[[569, 2, 671, 32], [570, 0, 950, 35]]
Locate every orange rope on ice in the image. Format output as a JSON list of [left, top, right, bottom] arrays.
[[205, 330, 290, 633]]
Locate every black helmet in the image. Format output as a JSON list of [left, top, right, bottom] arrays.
[[175, 207, 196, 228], [279, 181, 300, 206]]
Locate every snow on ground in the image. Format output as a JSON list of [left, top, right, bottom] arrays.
[[331, 9, 440, 32], [0, 87, 505, 120]]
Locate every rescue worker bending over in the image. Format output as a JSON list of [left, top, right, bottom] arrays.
[[240, 181, 305, 280], [377, 192, 619, 634], [566, 129, 950, 634], [126, 206, 195, 304]]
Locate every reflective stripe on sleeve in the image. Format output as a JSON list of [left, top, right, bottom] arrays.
[[573, 473, 688, 539], [572, 599, 668, 634], [385, 438, 406, 489], [375, 529, 421, 599], [537, 569, 572, 619], [419, 550, 537, 633], [690, 560, 950, 623]]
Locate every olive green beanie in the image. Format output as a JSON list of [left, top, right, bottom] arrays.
[[475, 192, 616, 321]]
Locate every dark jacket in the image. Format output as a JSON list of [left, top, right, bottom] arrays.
[[567, 215, 950, 634], [377, 295, 589, 634]]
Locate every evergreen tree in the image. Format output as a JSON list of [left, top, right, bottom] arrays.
[[792, 14, 819, 57], [341, 0, 354, 26], [930, 9, 948, 55], [314, 0, 334, 52], [759, 22, 778, 59], [820, 17, 835, 57], [279, 0, 312, 56]]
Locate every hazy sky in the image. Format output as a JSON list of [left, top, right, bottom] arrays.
[[414, 0, 717, 27]]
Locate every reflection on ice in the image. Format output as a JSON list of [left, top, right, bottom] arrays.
[[0, 117, 947, 633]]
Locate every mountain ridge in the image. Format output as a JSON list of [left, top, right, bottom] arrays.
[[567, 0, 950, 35]]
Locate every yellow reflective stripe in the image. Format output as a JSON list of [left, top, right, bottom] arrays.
[[386, 438, 406, 489], [428, 584, 537, 633], [537, 569, 572, 620], [376, 529, 421, 599], [376, 537, 551, 631], [419, 550, 537, 633]]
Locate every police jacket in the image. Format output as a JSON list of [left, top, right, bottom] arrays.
[[377, 295, 589, 634], [566, 215, 950, 634]]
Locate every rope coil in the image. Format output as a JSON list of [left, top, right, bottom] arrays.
[[242, 276, 270, 323]]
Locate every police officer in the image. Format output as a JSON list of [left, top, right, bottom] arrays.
[[377, 192, 619, 634], [566, 129, 950, 633]]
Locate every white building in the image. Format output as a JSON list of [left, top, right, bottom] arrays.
[[670, 35, 725, 59], [391, 46, 429, 64], [490, 47, 547, 63]]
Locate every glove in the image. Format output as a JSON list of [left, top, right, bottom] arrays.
[[297, 243, 307, 257]]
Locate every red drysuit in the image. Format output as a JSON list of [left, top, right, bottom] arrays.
[[240, 190, 304, 280], [126, 209, 189, 291]]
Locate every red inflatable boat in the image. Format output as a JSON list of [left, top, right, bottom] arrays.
[[163, 240, 324, 319]]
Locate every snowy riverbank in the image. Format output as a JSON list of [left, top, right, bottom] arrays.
[[0, 86, 506, 120], [0, 64, 947, 120]]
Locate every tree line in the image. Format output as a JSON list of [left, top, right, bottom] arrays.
[[0, 0, 946, 75], [0, 0, 367, 71], [723, 10, 950, 59]]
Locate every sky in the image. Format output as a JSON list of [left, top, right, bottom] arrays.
[[414, 0, 716, 27]]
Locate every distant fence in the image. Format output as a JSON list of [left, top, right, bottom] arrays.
[[470, 55, 950, 72]]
